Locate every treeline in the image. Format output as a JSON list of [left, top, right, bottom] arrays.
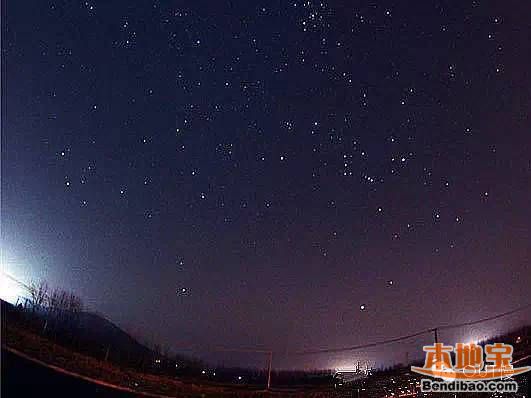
[[26, 280, 83, 324], [7, 280, 155, 370], [6, 280, 341, 387]]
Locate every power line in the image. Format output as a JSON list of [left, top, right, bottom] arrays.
[[4, 270, 529, 359], [437, 303, 531, 331], [292, 328, 435, 355], [292, 303, 531, 355]]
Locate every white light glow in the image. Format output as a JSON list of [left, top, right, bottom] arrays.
[[0, 271, 27, 304], [0, 250, 32, 304]]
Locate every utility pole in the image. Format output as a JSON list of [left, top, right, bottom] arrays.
[[433, 328, 439, 343], [266, 351, 273, 390]]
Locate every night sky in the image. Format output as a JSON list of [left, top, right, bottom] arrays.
[[2, 1, 530, 369]]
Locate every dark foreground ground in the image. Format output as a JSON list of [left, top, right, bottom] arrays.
[[0, 349, 324, 398], [3, 347, 530, 398], [2, 349, 138, 398]]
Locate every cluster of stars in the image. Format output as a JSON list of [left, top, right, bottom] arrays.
[[5, 1, 522, 351]]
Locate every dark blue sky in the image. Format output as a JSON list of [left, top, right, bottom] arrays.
[[2, 0, 530, 368]]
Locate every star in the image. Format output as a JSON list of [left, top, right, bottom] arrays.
[[6, 0, 528, 372]]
